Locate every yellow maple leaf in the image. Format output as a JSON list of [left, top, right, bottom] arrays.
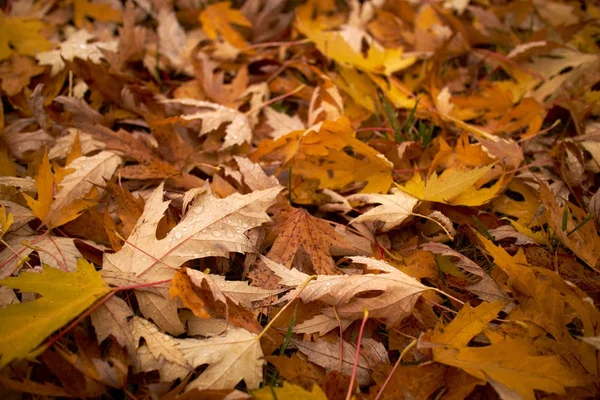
[[251, 117, 393, 201], [0, 10, 52, 61], [398, 165, 503, 206], [23, 150, 121, 229], [199, 1, 252, 49], [73, 0, 122, 28], [295, 2, 415, 76], [424, 301, 588, 400], [0, 205, 14, 239], [22, 150, 54, 223], [0, 259, 110, 368]]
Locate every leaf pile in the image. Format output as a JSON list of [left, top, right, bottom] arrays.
[[1, 0, 599, 399]]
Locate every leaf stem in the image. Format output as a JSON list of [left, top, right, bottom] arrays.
[[345, 307, 369, 400], [373, 339, 417, 400]]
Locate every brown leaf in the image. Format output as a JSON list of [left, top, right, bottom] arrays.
[[266, 353, 324, 390]]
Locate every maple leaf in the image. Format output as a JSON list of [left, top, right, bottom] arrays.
[[295, 1, 415, 76], [348, 188, 419, 231], [263, 256, 431, 326], [72, 0, 122, 29], [253, 382, 328, 400], [22, 151, 53, 224], [263, 106, 305, 139], [421, 301, 588, 400], [0, 54, 45, 96], [252, 117, 393, 199], [0, 235, 86, 279], [293, 314, 352, 336], [0, 259, 110, 368], [475, 232, 600, 377], [176, 326, 264, 391], [199, 1, 252, 49], [293, 337, 389, 386], [0, 10, 52, 60], [130, 316, 189, 368], [36, 30, 118, 76], [90, 296, 135, 356], [24, 150, 122, 229], [0, 205, 13, 240], [49, 151, 122, 228], [102, 182, 280, 332], [398, 165, 502, 206], [253, 204, 351, 284], [420, 243, 509, 303], [186, 268, 280, 308], [160, 98, 252, 149], [0, 200, 35, 234], [103, 181, 282, 279], [234, 156, 280, 191]]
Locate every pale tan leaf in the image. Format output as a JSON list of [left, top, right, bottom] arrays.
[[348, 188, 419, 231], [186, 268, 282, 308], [0, 177, 36, 192], [102, 183, 279, 333], [36, 30, 118, 75], [264, 255, 430, 325], [293, 314, 352, 336], [263, 106, 305, 139], [234, 156, 279, 191], [186, 315, 228, 337], [4, 129, 54, 160], [48, 128, 106, 159], [90, 296, 135, 352], [0, 235, 82, 279], [103, 182, 281, 280], [129, 316, 189, 367], [156, 8, 186, 63], [136, 290, 186, 336], [161, 98, 251, 148], [176, 327, 263, 391], [301, 256, 429, 324], [137, 343, 190, 381]]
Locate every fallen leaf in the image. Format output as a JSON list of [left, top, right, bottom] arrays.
[[421, 301, 588, 400], [348, 188, 419, 231], [398, 165, 502, 206], [0, 54, 45, 96], [264, 256, 431, 325], [0, 259, 110, 368], [252, 117, 393, 200], [0, 10, 52, 60], [199, 2, 252, 49], [176, 326, 264, 391], [73, 0, 122, 29], [293, 337, 388, 386], [36, 30, 118, 76], [295, 2, 416, 76]]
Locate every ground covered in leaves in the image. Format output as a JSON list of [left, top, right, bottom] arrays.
[[0, 0, 599, 399]]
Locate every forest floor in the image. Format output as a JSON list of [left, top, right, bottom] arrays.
[[0, 0, 599, 399]]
